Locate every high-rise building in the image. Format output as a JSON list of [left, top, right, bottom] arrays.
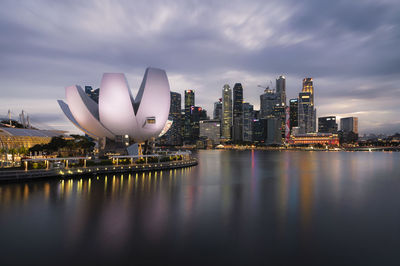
[[84, 86, 100, 103], [289, 98, 298, 130], [200, 109, 208, 121], [276, 75, 286, 106], [184, 90, 195, 142], [190, 106, 202, 141], [298, 78, 316, 133], [339, 117, 359, 143], [200, 120, 221, 143], [266, 117, 282, 145], [302, 78, 314, 105], [318, 116, 338, 133], [252, 118, 267, 143], [162, 91, 182, 145], [340, 117, 358, 134], [273, 104, 286, 140], [260, 88, 279, 118], [222, 84, 232, 140], [213, 99, 222, 121], [233, 83, 244, 143], [243, 103, 253, 142]]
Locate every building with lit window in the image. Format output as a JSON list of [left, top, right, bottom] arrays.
[[0, 127, 68, 150], [184, 90, 195, 142], [289, 133, 339, 146], [289, 98, 298, 130], [298, 78, 316, 134], [318, 116, 338, 133], [222, 84, 232, 140], [233, 83, 244, 143], [199, 120, 221, 143]]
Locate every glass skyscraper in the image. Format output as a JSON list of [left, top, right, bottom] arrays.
[[222, 84, 232, 140]]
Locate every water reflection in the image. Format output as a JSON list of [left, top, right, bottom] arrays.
[[0, 151, 400, 265]]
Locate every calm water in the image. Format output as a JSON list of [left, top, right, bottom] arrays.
[[1, 150, 400, 265]]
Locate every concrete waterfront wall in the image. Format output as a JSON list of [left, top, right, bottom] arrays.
[[0, 159, 197, 183]]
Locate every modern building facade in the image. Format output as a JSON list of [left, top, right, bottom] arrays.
[[298, 78, 316, 133], [213, 99, 222, 121], [222, 84, 232, 140], [58, 67, 171, 145], [199, 120, 221, 143], [289, 98, 298, 130], [161, 91, 182, 145], [184, 90, 195, 142], [243, 103, 253, 142], [260, 89, 278, 118], [276, 75, 286, 106], [233, 83, 244, 143], [340, 117, 358, 134], [318, 116, 338, 133]]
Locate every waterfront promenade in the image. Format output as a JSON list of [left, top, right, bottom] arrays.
[[0, 154, 197, 183]]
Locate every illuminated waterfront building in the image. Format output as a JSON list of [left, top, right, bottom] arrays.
[[290, 133, 339, 146], [0, 127, 68, 150], [233, 83, 244, 143], [222, 84, 232, 140], [318, 116, 338, 133], [58, 68, 171, 145]]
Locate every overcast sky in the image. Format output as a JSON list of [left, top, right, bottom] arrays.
[[0, 0, 399, 134]]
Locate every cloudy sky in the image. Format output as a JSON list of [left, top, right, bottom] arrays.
[[0, 0, 399, 134]]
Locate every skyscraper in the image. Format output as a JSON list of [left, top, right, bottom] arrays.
[[340, 117, 359, 143], [260, 88, 278, 118], [276, 75, 286, 106], [213, 99, 222, 121], [318, 116, 338, 133], [233, 83, 243, 143], [222, 84, 232, 140], [243, 102, 253, 142], [289, 98, 298, 130], [184, 90, 195, 142], [162, 91, 182, 145], [190, 106, 202, 141], [340, 117, 358, 134], [298, 78, 316, 133]]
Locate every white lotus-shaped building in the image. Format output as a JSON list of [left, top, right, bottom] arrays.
[[58, 67, 171, 143]]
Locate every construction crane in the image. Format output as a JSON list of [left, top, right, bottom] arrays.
[[257, 80, 275, 93]]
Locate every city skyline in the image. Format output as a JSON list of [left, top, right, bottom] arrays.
[[0, 0, 399, 134]]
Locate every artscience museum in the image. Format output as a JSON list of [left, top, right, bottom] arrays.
[[58, 67, 171, 152]]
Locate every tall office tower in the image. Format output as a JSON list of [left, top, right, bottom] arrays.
[[184, 90, 195, 141], [318, 116, 338, 133], [298, 78, 316, 133], [340, 117, 358, 134], [222, 84, 232, 140], [190, 106, 202, 141], [213, 99, 223, 121], [276, 75, 286, 106], [260, 88, 279, 118], [232, 83, 244, 143], [272, 104, 286, 140], [302, 78, 314, 105], [243, 103, 254, 142], [162, 91, 182, 145], [289, 98, 298, 130], [266, 117, 282, 144], [84, 86, 100, 103], [298, 92, 314, 134], [340, 117, 359, 143]]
